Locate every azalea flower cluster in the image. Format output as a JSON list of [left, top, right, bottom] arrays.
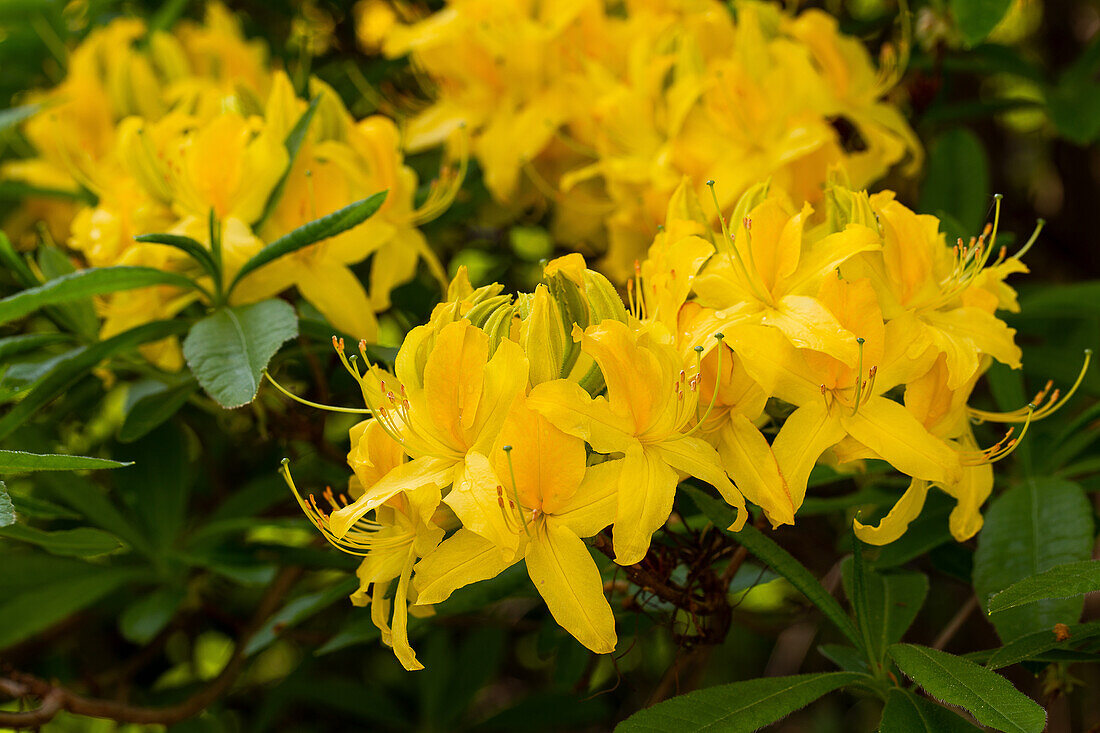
[[281, 174, 1083, 670], [3, 3, 460, 368], [364, 0, 921, 279]]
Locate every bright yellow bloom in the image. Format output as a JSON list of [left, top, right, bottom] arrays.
[[415, 398, 619, 653], [528, 319, 746, 564], [326, 320, 529, 539]]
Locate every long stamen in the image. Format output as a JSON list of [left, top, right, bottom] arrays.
[[850, 338, 866, 415], [969, 349, 1091, 423], [502, 445, 532, 538], [706, 180, 772, 304], [963, 406, 1035, 465], [680, 334, 725, 438], [263, 370, 373, 414]]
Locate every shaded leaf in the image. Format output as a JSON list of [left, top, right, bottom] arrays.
[[843, 558, 929, 664], [0, 449, 131, 473], [985, 621, 1100, 670], [119, 586, 185, 644], [245, 577, 358, 656], [878, 688, 982, 732], [0, 481, 13, 527], [988, 560, 1100, 613], [134, 233, 221, 286], [888, 644, 1045, 733], [119, 378, 198, 443], [615, 672, 865, 733], [951, 0, 1013, 46], [0, 266, 200, 328], [973, 478, 1093, 641], [229, 191, 388, 293], [919, 128, 990, 238], [183, 300, 298, 408], [0, 524, 124, 557]]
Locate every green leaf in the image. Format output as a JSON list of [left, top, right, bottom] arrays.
[[37, 246, 98, 338], [950, 0, 1013, 46], [115, 422, 190, 547], [0, 567, 147, 650], [0, 524, 124, 557], [33, 472, 153, 559], [0, 231, 37, 288], [0, 319, 191, 441], [919, 128, 990, 238], [878, 688, 982, 732], [0, 266, 202, 328], [255, 96, 321, 229], [0, 333, 71, 361], [842, 557, 929, 664], [0, 103, 40, 132], [182, 299, 298, 408], [227, 190, 388, 294], [985, 621, 1100, 670], [0, 481, 13, 528], [817, 644, 869, 673], [134, 233, 221, 288], [615, 672, 865, 733], [1015, 282, 1100, 319], [685, 487, 861, 647], [988, 560, 1100, 613], [119, 378, 197, 443], [973, 478, 1094, 641], [1046, 37, 1100, 145], [0, 449, 132, 473], [119, 586, 185, 644], [245, 577, 358, 656], [888, 644, 1045, 733]]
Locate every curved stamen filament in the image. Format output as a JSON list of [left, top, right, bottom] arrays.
[[680, 333, 725, 439], [963, 406, 1034, 465], [263, 369, 373, 414], [969, 349, 1091, 424], [850, 338, 866, 415], [502, 445, 533, 538], [706, 181, 773, 305]]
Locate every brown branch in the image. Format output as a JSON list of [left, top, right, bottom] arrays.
[[0, 566, 304, 728], [592, 534, 718, 614]]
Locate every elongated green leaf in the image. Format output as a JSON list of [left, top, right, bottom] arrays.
[[0, 481, 13, 527], [0, 103, 40, 132], [0, 524, 124, 557], [686, 488, 861, 647], [973, 478, 1094, 642], [135, 233, 221, 285], [0, 319, 190, 441], [616, 672, 865, 733], [115, 422, 189, 547], [842, 558, 929, 664], [37, 246, 98, 338], [878, 689, 982, 732], [0, 333, 71, 361], [255, 96, 321, 229], [888, 644, 1045, 733], [0, 568, 147, 650], [119, 378, 197, 443], [0, 180, 89, 201], [919, 128, 990, 238], [228, 190, 388, 293], [0, 266, 201, 327], [0, 449, 131, 473], [245, 577, 358, 656], [950, 0, 1013, 46], [33, 468, 154, 559], [182, 299, 298, 408], [988, 560, 1100, 613], [0, 231, 37, 287], [817, 644, 869, 673], [985, 621, 1100, 669], [119, 586, 185, 644]]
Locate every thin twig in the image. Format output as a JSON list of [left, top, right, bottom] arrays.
[[0, 566, 304, 728], [932, 596, 979, 651]]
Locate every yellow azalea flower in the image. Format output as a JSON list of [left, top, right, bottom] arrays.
[[325, 320, 529, 540], [733, 276, 959, 510], [528, 319, 746, 565], [847, 191, 1023, 390], [677, 303, 794, 528], [414, 399, 619, 653], [692, 185, 881, 366], [285, 431, 444, 670]]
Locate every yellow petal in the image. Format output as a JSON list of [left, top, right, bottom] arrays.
[[443, 453, 521, 559], [550, 459, 623, 538], [939, 461, 992, 542], [424, 321, 488, 439], [723, 324, 823, 406], [368, 230, 421, 312], [651, 435, 746, 529], [922, 308, 1022, 390], [841, 397, 961, 485], [772, 402, 846, 510], [613, 444, 679, 565], [717, 415, 795, 527], [413, 529, 520, 605], [493, 398, 587, 510], [853, 479, 930, 546], [468, 336, 530, 455], [526, 379, 636, 454], [526, 520, 617, 654], [391, 548, 423, 670], [763, 294, 859, 366], [298, 262, 380, 341], [329, 455, 454, 539], [780, 224, 880, 296]]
